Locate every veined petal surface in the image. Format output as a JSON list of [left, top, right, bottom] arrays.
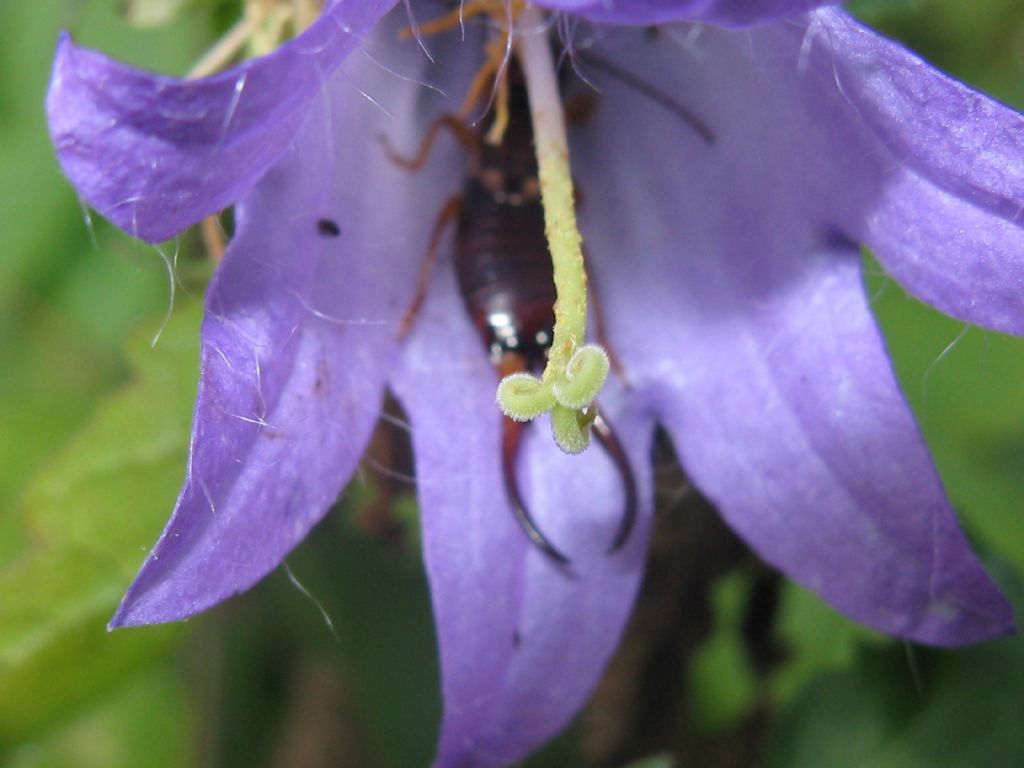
[[112, 18, 472, 626], [572, 19, 1014, 645], [393, 264, 653, 768], [46, 0, 394, 242], [811, 10, 1024, 335]]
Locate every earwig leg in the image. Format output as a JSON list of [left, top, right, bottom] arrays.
[[583, 246, 630, 385], [502, 417, 572, 566], [592, 411, 638, 554], [484, 66, 511, 144], [397, 195, 463, 340], [379, 115, 479, 172], [573, 51, 715, 145]]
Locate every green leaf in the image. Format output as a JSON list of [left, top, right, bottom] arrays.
[[0, 235, 176, 555], [5, 666, 188, 768], [0, 0, 210, 539], [763, 634, 1024, 768], [763, 572, 1024, 768], [0, 305, 201, 749], [268, 520, 442, 768], [688, 571, 759, 731], [20, 306, 200, 567], [769, 581, 881, 704]]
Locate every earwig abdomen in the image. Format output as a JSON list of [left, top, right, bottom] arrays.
[[455, 185, 555, 366], [454, 63, 556, 368]]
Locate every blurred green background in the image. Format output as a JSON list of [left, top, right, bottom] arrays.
[[2, 1, 1023, 766]]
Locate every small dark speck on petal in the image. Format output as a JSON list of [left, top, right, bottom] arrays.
[[512, 630, 522, 648], [317, 218, 341, 237], [314, 360, 328, 396]]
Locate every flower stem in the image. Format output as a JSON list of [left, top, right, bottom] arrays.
[[495, 5, 609, 454]]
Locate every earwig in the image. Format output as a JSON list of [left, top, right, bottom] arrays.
[[455, 60, 639, 565], [386, 56, 638, 566]]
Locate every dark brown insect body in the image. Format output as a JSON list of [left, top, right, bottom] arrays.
[[453, 60, 637, 565], [455, 62, 554, 369]]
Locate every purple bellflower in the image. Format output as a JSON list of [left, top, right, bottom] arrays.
[[48, 0, 1022, 765]]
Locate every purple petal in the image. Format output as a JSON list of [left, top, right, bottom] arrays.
[[392, 265, 653, 767], [573, 24, 1013, 645], [659, 248, 1013, 646], [46, 0, 393, 243], [538, 0, 839, 27], [112, 20, 468, 626], [812, 10, 1024, 335], [574, 11, 1024, 331]]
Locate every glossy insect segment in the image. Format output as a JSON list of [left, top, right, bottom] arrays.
[[385, 9, 637, 564]]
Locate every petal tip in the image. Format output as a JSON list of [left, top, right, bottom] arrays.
[[911, 586, 1017, 648], [109, 580, 205, 629], [108, 587, 174, 629], [54, 29, 73, 52]]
